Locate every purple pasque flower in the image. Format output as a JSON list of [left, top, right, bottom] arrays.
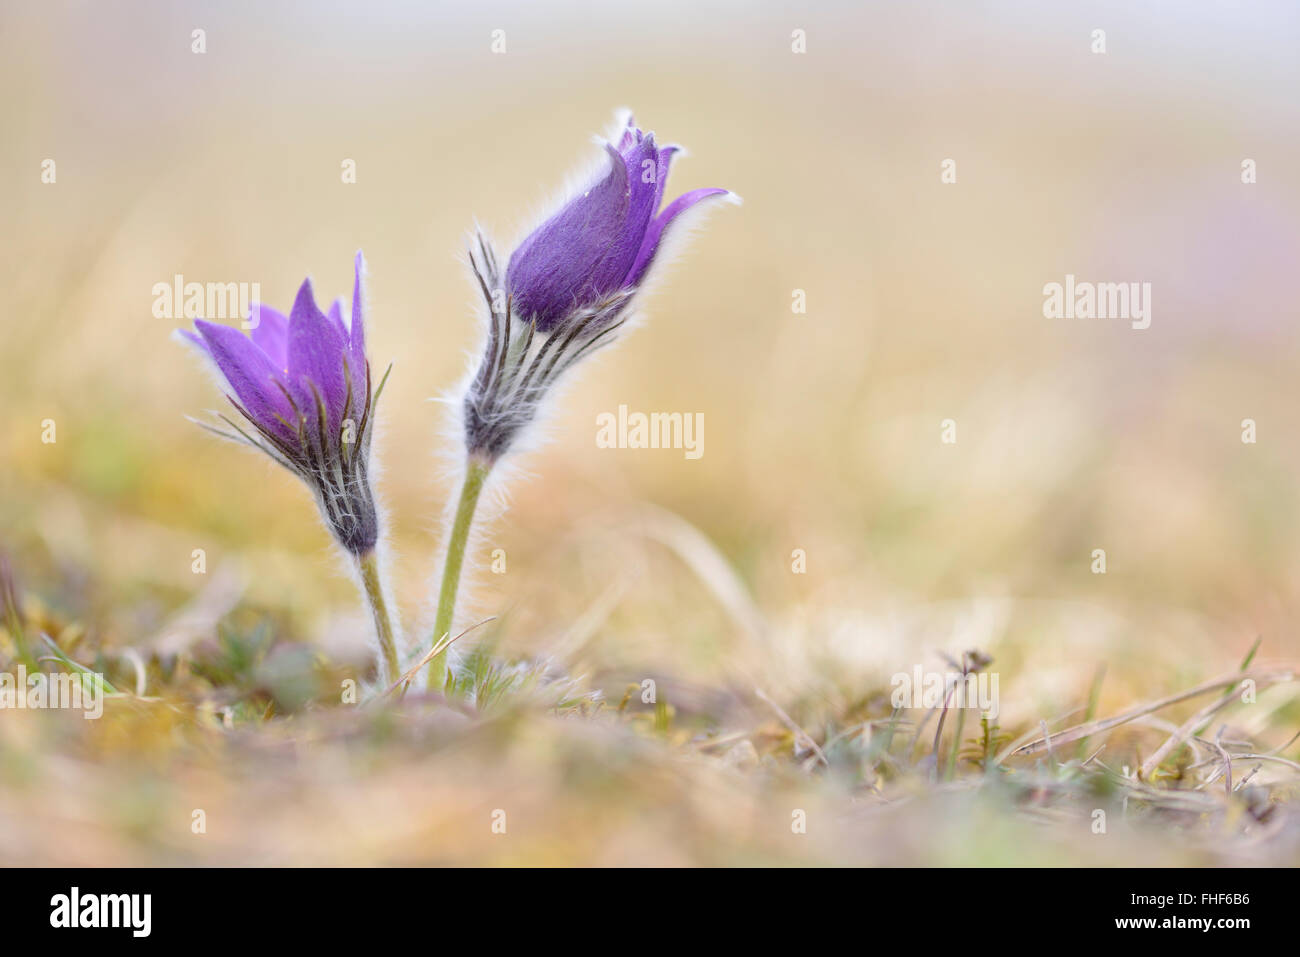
[[506, 113, 735, 333], [181, 252, 387, 555], [460, 113, 736, 461]]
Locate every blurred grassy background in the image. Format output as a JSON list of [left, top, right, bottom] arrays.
[[2, 0, 1300, 864]]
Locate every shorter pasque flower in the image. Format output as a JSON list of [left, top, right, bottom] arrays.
[[180, 252, 403, 686], [181, 253, 385, 555]]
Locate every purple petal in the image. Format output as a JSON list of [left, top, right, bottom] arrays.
[[286, 279, 348, 432], [322, 299, 348, 384], [626, 188, 732, 287], [192, 320, 296, 444], [247, 304, 289, 371], [590, 133, 660, 293], [651, 146, 680, 212], [350, 251, 366, 362], [348, 251, 368, 401], [506, 143, 631, 330]]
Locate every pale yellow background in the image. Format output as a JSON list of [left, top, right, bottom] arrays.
[[1, 1, 1298, 864]]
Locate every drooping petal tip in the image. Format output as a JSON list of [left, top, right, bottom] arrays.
[[190, 318, 297, 443], [626, 187, 737, 286], [175, 327, 205, 352]]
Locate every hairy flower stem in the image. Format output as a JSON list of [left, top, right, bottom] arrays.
[[429, 455, 492, 691], [356, 549, 400, 686]]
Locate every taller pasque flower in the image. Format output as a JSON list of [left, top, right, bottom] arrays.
[[461, 112, 738, 461], [180, 252, 402, 685], [427, 112, 736, 691]]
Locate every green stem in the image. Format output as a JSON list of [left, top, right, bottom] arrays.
[[429, 455, 491, 691], [356, 549, 401, 686]]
